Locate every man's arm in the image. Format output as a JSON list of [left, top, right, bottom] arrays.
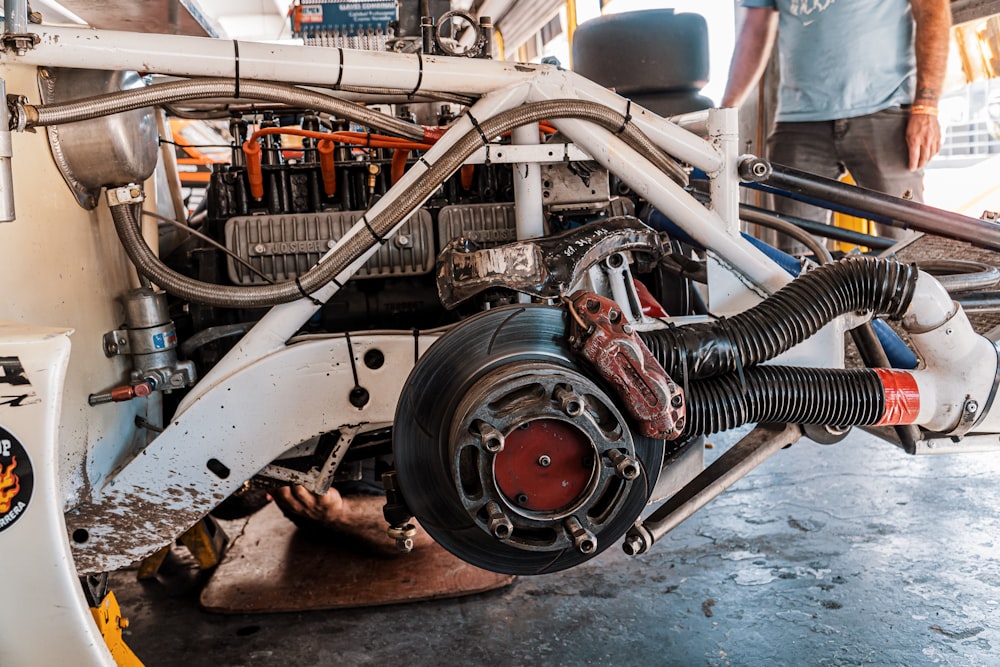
[[907, 0, 952, 170], [720, 7, 779, 109]]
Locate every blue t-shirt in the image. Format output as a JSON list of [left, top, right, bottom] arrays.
[[742, 0, 916, 121]]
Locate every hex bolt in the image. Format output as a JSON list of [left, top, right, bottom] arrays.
[[607, 449, 640, 480], [537, 455, 552, 467], [485, 501, 513, 540], [967, 400, 979, 414], [474, 420, 505, 453], [622, 533, 646, 556], [564, 516, 597, 555], [553, 385, 584, 417], [586, 298, 600, 314]]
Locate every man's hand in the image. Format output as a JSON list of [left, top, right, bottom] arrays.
[[270, 485, 344, 524], [906, 112, 941, 171]]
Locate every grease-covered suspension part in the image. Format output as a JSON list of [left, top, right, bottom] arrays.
[[681, 365, 887, 437], [639, 256, 919, 379]]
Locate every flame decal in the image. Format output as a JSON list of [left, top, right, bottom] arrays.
[[0, 456, 20, 514]]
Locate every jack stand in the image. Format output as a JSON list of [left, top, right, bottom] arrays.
[[90, 590, 144, 667], [82, 574, 143, 666], [137, 516, 228, 579]]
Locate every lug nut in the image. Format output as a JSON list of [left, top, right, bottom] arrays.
[[553, 385, 584, 417], [607, 449, 640, 480], [564, 516, 597, 555], [473, 420, 505, 453], [485, 501, 513, 540]]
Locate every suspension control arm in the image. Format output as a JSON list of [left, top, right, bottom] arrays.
[[623, 422, 803, 555]]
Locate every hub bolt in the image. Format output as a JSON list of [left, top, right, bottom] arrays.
[[474, 420, 505, 453], [564, 516, 597, 555], [607, 449, 640, 480], [553, 385, 585, 417], [485, 501, 513, 540]]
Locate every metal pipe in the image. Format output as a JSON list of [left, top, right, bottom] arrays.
[[738, 204, 833, 264], [0, 78, 15, 222], [750, 158, 1000, 251], [554, 117, 790, 296], [624, 423, 803, 555], [534, 74, 724, 174], [512, 123, 544, 240], [708, 107, 740, 232], [25, 78, 425, 142], [739, 203, 895, 250], [18, 25, 541, 94], [4, 0, 27, 34]]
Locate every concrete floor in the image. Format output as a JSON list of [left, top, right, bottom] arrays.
[[109, 426, 1000, 667]]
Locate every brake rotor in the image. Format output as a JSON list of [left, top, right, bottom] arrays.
[[393, 305, 664, 575]]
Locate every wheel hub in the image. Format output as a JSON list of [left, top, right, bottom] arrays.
[[494, 419, 594, 514], [393, 305, 665, 574]]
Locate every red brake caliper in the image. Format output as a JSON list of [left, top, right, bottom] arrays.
[[567, 291, 685, 440]]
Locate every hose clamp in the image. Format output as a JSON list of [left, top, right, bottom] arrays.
[[106, 185, 145, 207], [6, 94, 26, 132]]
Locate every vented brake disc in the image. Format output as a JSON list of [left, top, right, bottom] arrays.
[[393, 304, 664, 575]]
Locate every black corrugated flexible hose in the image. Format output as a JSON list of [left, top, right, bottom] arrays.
[[640, 256, 919, 380], [681, 365, 887, 437]]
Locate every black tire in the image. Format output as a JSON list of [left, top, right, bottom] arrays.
[[572, 9, 709, 95], [630, 91, 714, 117]]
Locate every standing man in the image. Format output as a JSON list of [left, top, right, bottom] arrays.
[[721, 0, 952, 238]]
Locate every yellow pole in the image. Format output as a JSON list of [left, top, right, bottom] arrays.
[[565, 0, 578, 69], [494, 27, 505, 60]]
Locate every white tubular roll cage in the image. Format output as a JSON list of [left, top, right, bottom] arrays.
[[0, 21, 998, 667]]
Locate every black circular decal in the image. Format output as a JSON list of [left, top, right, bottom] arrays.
[[0, 426, 32, 533]]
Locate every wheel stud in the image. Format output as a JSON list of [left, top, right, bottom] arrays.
[[485, 501, 513, 540], [607, 448, 640, 480], [473, 420, 505, 453], [564, 516, 597, 554], [553, 385, 584, 417]]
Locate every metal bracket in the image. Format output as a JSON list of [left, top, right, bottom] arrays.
[[1, 32, 38, 55], [106, 185, 144, 207], [102, 330, 129, 357], [437, 216, 664, 308]]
